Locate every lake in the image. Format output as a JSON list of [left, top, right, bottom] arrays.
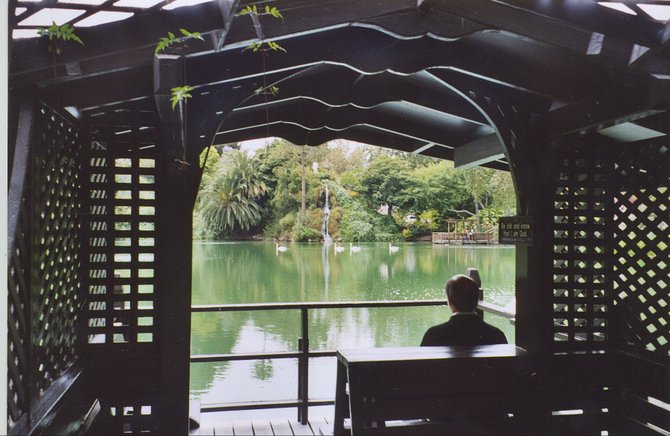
[[190, 241, 516, 419]]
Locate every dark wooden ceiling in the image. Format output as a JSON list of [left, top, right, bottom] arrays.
[[9, 0, 670, 169]]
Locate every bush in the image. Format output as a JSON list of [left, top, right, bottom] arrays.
[[263, 220, 281, 240], [292, 214, 322, 241], [327, 206, 343, 241], [340, 207, 401, 242], [372, 214, 402, 241], [193, 215, 227, 240], [340, 208, 375, 241], [278, 213, 297, 239]]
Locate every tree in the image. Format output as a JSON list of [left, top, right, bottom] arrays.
[[405, 161, 470, 218], [360, 156, 415, 217], [199, 146, 220, 177], [461, 167, 495, 231], [197, 150, 269, 234], [300, 146, 306, 218]]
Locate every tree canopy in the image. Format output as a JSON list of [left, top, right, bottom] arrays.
[[194, 139, 516, 241]]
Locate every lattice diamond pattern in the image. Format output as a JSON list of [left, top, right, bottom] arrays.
[[552, 152, 611, 347], [7, 104, 85, 431], [613, 190, 669, 355], [31, 106, 84, 396], [611, 142, 669, 356], [551, 142, 669, 357], [7, 195, 30, 426]]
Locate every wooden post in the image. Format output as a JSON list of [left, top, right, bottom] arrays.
[[154, 54, 194, 434], [297, 308, 310, 424], [156, 159, 193, 434], [507, 126, 556, 354]]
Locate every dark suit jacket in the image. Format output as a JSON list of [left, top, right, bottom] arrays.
[[421, 313, 507, 346]]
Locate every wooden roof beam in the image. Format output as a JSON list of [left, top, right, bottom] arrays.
[[9, 0, 416, 85], [185, 26, 605, 102], [418, 0, 666, 68], [224, 98, 492, 147], [547, 78, 669, 138], [454, 133, 504, 169]]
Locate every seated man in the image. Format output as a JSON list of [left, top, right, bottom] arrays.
[[421, 274, 507, 346]]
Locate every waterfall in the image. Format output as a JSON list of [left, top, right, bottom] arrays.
[[322, 184, 332, 246]]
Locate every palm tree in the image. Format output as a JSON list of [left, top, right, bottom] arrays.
[[230, 151, 270, 197], [198, 151, 269, 232]]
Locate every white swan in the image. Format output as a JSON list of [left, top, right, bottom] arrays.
[[389, 243, 399, 253], [349, 243, 361, 253], [276, 242, 288, 253], [334, 242, 345, 253]]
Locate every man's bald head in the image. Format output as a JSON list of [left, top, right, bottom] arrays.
[[445, 274, 479, 313]]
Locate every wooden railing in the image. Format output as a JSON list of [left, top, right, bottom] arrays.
[[190, 298, 515, 424], [432, 231, 495, 244]]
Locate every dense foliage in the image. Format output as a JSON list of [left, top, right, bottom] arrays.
[[194, 139, 516, 241]]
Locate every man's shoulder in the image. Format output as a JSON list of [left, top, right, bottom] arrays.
[[421, 321, 454, 346], [480, 320, 507, 341], [424, 321, 451, 334]]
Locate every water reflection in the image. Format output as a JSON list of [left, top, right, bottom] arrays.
[[191, 242, 516, 405]]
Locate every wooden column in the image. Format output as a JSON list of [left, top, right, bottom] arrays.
[[156, 159, 193, 434], [506, 123, 557, 354], [456, 85, 555, 354], [154, 54, 194, 434]]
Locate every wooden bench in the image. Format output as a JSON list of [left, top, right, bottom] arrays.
[[333, 344, 533, 435], [334, 345, 670, 435]]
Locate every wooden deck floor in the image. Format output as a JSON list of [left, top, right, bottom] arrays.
[[191, 417, 334, 436]]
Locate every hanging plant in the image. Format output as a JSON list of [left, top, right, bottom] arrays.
[[155, 29, 202, 112], [155, 28, 204, 55], [38, 22, 84, 55], [243, 40, 286, 54], [170, 85, 194, 110], [238, 4, 286, 96], [238, 4, 284, 20]]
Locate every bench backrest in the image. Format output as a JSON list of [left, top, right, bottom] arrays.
[[335, 346, 669, 435], [337, 345, 535, 435]]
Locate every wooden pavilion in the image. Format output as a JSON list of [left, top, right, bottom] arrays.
[[6, 0, 669, 434]]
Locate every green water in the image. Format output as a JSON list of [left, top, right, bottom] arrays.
[[190, 241, 516, 415]]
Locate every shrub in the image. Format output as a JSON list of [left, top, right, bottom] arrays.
[[292, 214, 322, 241], [278, 213, 297, 239]]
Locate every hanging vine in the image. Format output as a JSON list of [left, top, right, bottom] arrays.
[[238, 5, 285, 96], [38, 22, 84, 77], [154, 28, 204, 167], [237, 4, 286, 143], [38, 22, 84, 54], [155, 28, 204, 55]]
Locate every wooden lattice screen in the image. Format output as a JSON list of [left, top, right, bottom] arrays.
[[7, 103, 85, 430], [82, 103, 162, 433], [611, 143, 669, 356], [552, 140, 669, 356]]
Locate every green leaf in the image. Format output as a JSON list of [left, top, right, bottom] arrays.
[[37, 21, 84, 51], [170, 85, 195, 111], [243, 41, 263, 52], [269, 7, 283, 19], [266, 41, 286, 53], [156, 28, 203, 55], [70, 32, 84, 45], [236, 6, 253, 16]]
